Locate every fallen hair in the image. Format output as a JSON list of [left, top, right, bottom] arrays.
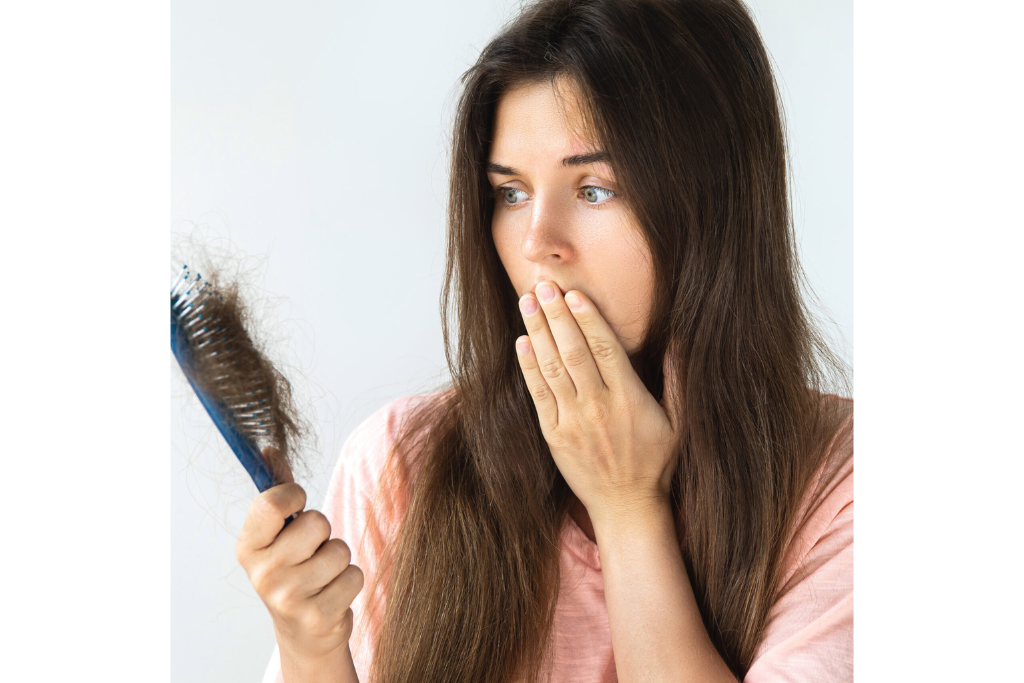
[[171, 263, 305, 487]]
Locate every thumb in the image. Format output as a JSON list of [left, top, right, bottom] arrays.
[[262, 446, 294, 485]]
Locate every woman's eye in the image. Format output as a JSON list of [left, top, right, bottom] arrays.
[[580, 186, 615, 204], [497, 187, 529, 206]]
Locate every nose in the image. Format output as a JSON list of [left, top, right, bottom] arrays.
[[520, 193, 575, 264]]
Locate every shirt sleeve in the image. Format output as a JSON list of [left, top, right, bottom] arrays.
[[261, 397, 411, 683], [744, 412, 854, 683]]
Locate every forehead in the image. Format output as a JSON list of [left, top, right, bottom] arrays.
[[489, 79, 599, 161]]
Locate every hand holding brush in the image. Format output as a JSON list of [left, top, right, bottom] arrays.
[[236, 456, 364, 683], [171, 264, 363, 681]]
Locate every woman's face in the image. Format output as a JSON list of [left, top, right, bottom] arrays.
[[488, 79, 655, 353]]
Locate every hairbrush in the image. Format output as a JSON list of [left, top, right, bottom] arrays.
[[170, 264, 300, 498]]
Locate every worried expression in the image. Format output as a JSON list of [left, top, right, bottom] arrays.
[[488, 79, 655, 354]]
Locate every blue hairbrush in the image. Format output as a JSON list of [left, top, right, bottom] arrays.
[[171, 265, 300, 499]]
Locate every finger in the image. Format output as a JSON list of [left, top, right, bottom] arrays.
[[311, 563, 365, 625], [561, 290, 633, 393], [519, 292, 577, 403], [534, 281, 606, 399], [515, 335, 559, 428], [262, 446, 294, 485], [296, 537, 352, 596], [269, 509, 333, 567], [237, 483, 307, 556]]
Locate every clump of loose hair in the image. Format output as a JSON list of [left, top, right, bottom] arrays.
[[171, 257, 310, 487]]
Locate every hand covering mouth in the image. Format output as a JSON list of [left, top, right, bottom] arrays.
[[530, 280, 569, 296]]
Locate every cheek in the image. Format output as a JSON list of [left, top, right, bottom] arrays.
[[491, 218, 510, 265], [620, 220, 654, 288], [594, 226, 655, 347]]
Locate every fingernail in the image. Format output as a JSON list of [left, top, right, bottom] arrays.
[[520, 295, 538, 316], [516, 336, 531, 355], [565, 292, 582, 311], [537, 282, 555, 303]]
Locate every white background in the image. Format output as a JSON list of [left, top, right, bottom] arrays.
[[3, 0, 1021, 681], [171, 1, 851, 680]]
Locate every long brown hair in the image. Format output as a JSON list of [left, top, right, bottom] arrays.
[[362, 1, 850, 680]]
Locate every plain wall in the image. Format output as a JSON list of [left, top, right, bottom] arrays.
[[170, 1, 851, 680]]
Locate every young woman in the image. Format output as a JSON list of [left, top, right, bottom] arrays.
[[237, 1, 853, 681]]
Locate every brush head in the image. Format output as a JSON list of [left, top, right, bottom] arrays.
[[171, 264, 297, 491]]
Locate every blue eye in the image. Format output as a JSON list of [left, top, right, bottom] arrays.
[[496, 187, 529, 206], [581, 186, 615, 204]]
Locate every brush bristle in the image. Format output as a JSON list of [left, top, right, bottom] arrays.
[[171, 265, 297, 486]]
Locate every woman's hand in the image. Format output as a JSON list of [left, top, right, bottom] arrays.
[[515, 282, 683, 528], [236, 448, 364, 671]]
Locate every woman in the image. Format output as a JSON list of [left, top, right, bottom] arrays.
[[238, 0, 853, 681]]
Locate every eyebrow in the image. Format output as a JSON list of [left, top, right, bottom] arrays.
[[486, 150, 611, 177]]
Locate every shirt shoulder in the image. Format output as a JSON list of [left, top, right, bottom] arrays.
[[745, 399, 854, 682], [262, 392, 445, 683], [321, 393, 435, 524]]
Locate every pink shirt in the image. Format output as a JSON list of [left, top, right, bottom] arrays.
[[263, 394, 853, 682]]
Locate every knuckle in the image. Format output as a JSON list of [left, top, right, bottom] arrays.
[[561, 345, 590, 368], [584, 399, 608, 422], [524, 316, 545, 335], [251, 492, 277, 518], [316, 515, 333, 541], [302, 510, 332, 541], [258, 483, 305, 518], [271, 585, 303, 618], [529, 382, 551, 403], [248, 564, 273, 595], [346, 564, 365, 593], [327, 539, 352, 569], [539, 356, 565, 381], [284, 484, 307, 509], [589, 340, 617, 362]]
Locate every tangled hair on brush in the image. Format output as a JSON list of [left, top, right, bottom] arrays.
[[172, 260, 309, 486]]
